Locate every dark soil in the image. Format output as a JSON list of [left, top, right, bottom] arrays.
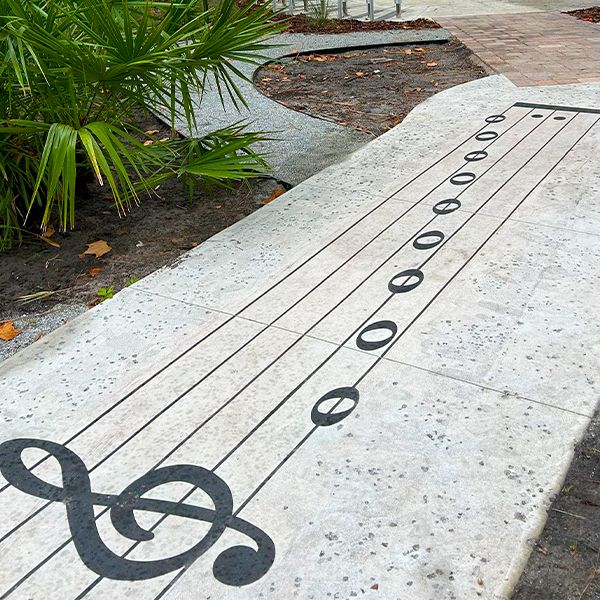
[[565, 6, 600, 23], [272, 13, 441, 33], [513, 411, 600, 600], [255, 40, 487, 136], [0, 113, 283, 314]]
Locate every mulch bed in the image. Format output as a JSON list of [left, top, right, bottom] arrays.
[[255, 40, 487, 136], [565, 6, 600, 23], [513, 411, 600, 599], [0, 113, 283, 314], [272, 13, 441, 33]]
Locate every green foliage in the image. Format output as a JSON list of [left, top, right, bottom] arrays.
[[307, 0, 332, 26], [97, 286, 115, 301], [0, 0, 280, 251]]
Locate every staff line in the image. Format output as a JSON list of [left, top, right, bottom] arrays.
[[71, 110, 579, 598], [0, 108, 521, 497], [0, 107, 535, 548], [152, 111, 600, 600], [2, 107, 572, 599]]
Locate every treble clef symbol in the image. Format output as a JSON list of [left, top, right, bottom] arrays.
[[0, 438, 275, 586]]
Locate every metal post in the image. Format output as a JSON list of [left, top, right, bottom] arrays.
[[395, 0, 401, 17], [337, 0, 343, 19], [367, 0, 374, 20]]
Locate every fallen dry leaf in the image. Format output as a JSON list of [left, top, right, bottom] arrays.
[[355, 71, 365, 77], [404, 48, 413, 55], [170, 238, 197, 250], [371, 583, 379, 590], [34, 332, 44, 342], [144, 129, 160, 135], [427, 61, 438, 67], [88, 267, 103, 277], [261, 186, 286, 205], [41, 226, 55, 239], [303, 54, 337, 63], [39, 225, 60, 248], [0, 321, 22, 341], [143, 140, 154, 146], [83, 240, 112, 259]]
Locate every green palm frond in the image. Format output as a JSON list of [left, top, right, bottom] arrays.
[[0, 0, 282, 251]]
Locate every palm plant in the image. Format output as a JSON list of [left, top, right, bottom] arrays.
[[0, 0, 281, 251]]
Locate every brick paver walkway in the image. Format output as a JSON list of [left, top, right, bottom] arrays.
[[438, 12, 600, 86]]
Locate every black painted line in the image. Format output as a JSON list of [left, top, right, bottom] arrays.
[[0, 121, 527, 518], [151, 114, 600, 600], [0, 108, 549, 598], [514, 101, 600, 115], [157, 115, 600, 600], [0, 106, 523, 500], [150, 110, 593, 600], [0, 109, 544, 592], [354, 115, 600, 385], [0, 109, 531, 550], [75, 110, 572, 600], [57, 211, 442, 599]]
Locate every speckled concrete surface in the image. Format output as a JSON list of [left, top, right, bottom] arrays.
[[0, 304, 87, 364], [0, 75, 599, 599]]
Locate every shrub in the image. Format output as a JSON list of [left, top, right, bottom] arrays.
[[0, 0, 280, 251]]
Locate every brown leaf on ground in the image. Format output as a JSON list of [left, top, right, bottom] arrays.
[[144, 129, 160, 135], [427, 61, 438, 67], [355, 71, 365, 77], [261, 186, 286, 205], [0, 321, 22, 341], [39, 225, 60, 248], [88, 267, 103, 277], [82, 240, 112, 259], [170, 238, 197, 249], [302, 54, 337, 63]]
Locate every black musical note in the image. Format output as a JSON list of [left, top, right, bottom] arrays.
[[0, 438, 275, 586]]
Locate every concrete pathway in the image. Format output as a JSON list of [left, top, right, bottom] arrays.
[[440, 11, 600, 86], [1, 73, 599, 599], [288, 0, 591, 25], [172, 28, 449, 185]]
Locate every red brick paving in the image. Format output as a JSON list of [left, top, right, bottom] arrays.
[[437, 12, 600, 87]]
